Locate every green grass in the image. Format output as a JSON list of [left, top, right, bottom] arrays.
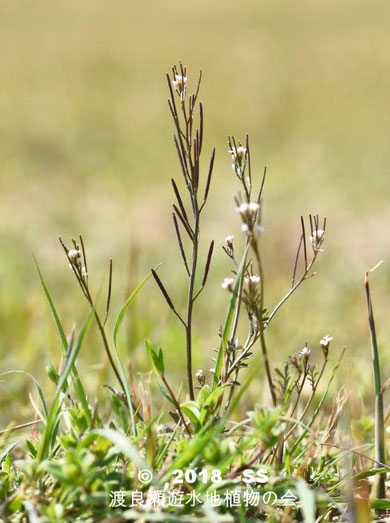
[[0, 3, 389, 520]]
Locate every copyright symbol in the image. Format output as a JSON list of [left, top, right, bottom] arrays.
[[138, 469, 153, 484]]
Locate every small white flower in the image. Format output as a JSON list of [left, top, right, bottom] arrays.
[[241, 223, 249, 233], [310, 229, 325, 249], [81, 267, 88, 278], [236, 202, 259, 216], [245, 275, 260, 285], [68, 249, 81, 266], [320, 335, 333, 347], [236, 202, 249, 214], [195, 369, 205, 385], [221, 277, 234, 290], [225, 235, 234, 247], [172, 74, 187, 89], [172, 74, 187, 99], [229, 145, 247, 160], [299, 345, 311, 359]]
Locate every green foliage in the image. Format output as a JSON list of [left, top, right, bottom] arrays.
[[146, 339, 165, 377], [0, 61, 387, 523]]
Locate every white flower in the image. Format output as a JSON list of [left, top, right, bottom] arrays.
[[195, 369, 205, 384], [310, 229, 325, 249], [229, 145, 247, 160], [68, 249, 81, 266], [221, 277, 234, 290], [172, 74, 187, 89], [172, 74, 187, 99], [299, 345, 311, 359], [236, 202, 259, 216], [225, 235, 234, 247], [320, 335, 333, 348], [236, 202, 249, 214], [245, 275, 260, 285], [241, 223, 249, 233]]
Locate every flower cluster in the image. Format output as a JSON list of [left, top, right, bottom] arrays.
[[172, 74, 187, 101], [236, 201, 260, 234], [309, 215, 327, 253], [68, 248, 81, 268], [229, 143, 247, 179], [60, 239, 88, 284], [298, 344, 311, 361], [310, 228, 325, 252], [244, 274, 260, 285]]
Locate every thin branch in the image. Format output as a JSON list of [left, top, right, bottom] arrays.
[[103, 259, 113, 326], [291, 234, 303, 289]]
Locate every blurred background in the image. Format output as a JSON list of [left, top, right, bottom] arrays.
[[1, 0, 390, 423]]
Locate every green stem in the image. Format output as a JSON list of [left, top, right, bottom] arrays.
[[364, 271, 386, 500]]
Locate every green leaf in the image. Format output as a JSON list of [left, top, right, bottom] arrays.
[[112, 269, 155, 438], [197, 385, 211, 407], [146, 339, 165, 376], [0, 442, 19, 466], [33, 255, 91, 424], [37, 309, 94, 462], [113, 269, 154, 346], [199, 385, 227, 424], [180, 401, 201, 430]]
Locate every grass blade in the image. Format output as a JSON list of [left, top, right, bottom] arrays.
[[113, 269, 155, 346], [112, 269, 155, 438], [33, 254, 91, 424], [1, 370, 48, 420], [37, 309, 94, 462]]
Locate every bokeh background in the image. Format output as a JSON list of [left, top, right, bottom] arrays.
[[1, 0, 390, 424]]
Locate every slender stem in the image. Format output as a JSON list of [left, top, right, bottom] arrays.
[[364, 271, 386, 500], [252, 236, 276, 405], [93, 307, 126, 395], [266, 252, 318, 325], [162, 376, 191, 437], [288, 367, 308, 419], [185, 206, 199, 400], [285, 357, 327, 439]]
